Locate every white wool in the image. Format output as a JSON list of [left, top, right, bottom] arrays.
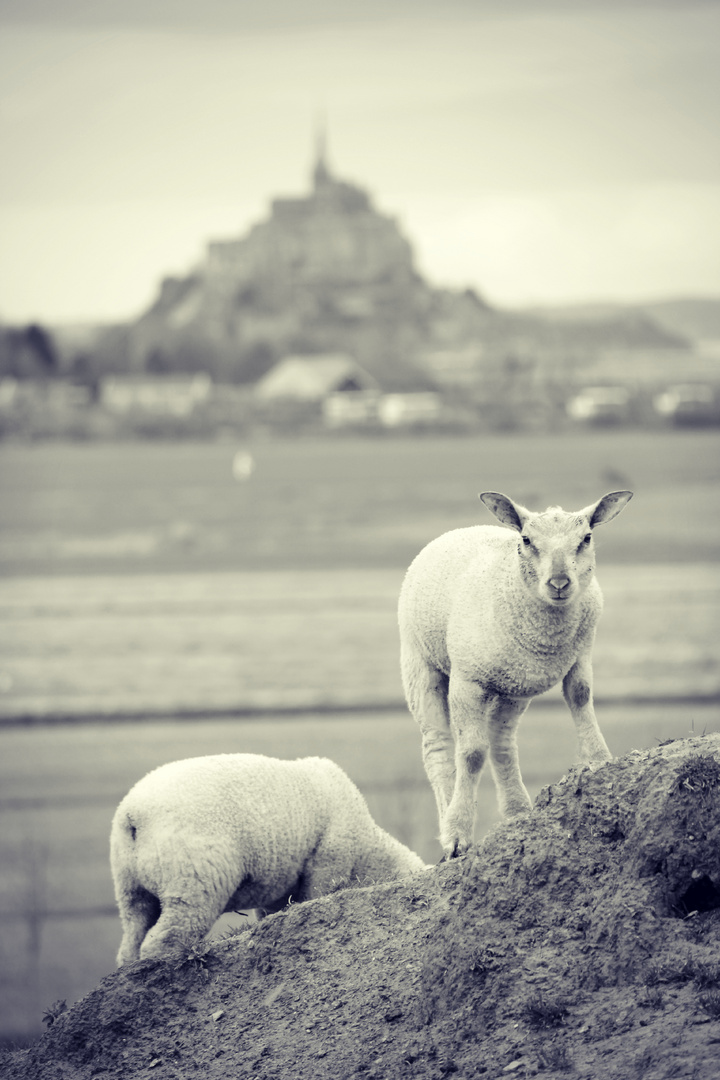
[[398, 490, 632, 859], [111, 753, 426, 964], [403, 525, 600, 697]]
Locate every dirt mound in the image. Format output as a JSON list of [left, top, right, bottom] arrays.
[[4, 735, 720, 1080]]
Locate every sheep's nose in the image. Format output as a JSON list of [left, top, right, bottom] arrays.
[[549, 576, 570, 592]]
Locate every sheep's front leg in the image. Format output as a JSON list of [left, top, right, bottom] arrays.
[[486, 696, 532, 817], [563, 653, 611, 765], [139, 892, 226, 960]]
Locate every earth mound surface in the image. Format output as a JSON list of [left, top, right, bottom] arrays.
[[4, 734, 720, 1080]]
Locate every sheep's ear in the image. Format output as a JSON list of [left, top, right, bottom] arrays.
[[583, 490, 634, 529], [479, 492, 528, 532]]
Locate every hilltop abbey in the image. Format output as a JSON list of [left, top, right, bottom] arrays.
[[129, 134, 452, 386], [124, 133, 684, 392], [208, 130, 418, 296]]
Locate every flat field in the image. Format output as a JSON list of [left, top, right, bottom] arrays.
[[0, 564, 719, 720], [1, 429, 719, 573], [1, 430, 719, 719]]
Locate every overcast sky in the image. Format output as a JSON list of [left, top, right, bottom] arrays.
[[1, 0, 719, 324]]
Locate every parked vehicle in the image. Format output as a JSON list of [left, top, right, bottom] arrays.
[[566, 386, 631, 425], [654, 384, 720, 427]]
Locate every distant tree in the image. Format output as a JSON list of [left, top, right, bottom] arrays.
[[0, 323, 59, 378], [25, 324, 58, 376]]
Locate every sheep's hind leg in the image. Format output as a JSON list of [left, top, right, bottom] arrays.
[[401, 650, 455, 822], [440, 676, 493, 859], [115, 885, 161, 966]]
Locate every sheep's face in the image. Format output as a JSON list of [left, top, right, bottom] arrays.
[[480, 490, 634, 609], [516, 510, 595, 607]]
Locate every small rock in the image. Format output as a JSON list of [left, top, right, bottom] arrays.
[[212, 1009, 225, 1022]]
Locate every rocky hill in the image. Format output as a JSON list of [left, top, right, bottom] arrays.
[[521, 298, 720, 353], [5, 734, 720, 1080], [84, 140, 688, 390], [120, 143, 444, 388]]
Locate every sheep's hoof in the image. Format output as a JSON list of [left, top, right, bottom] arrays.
[[439, 838, 470, 862], [437, 852, 468, 865]]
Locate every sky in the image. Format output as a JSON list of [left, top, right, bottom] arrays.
[[1, 0, 719, 325]]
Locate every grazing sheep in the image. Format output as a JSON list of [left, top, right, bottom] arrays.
[[111, 753, 426, 963], [398, 489, 633, 858]]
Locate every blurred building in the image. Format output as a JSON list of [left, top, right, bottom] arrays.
[[126, 133, 436, 390], [77, 130, 718, 435], [255, 354, 377, 402], [377, 392, 444, 428], [253, 352, 377, 428], [101, 374, 212, 416]]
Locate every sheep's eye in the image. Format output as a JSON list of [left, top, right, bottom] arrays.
[[521, 535, 531, 547], [583, 533, 592, 545]]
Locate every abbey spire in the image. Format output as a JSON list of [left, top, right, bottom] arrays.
[[312, 117, 331, 190]]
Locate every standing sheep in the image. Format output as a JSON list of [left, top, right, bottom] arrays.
[[398, 489, 633, 859], [111, 753, 426, 964]]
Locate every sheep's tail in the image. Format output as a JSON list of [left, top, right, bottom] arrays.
[[110, 808, 141, 885], [110, 808, 145, 920], [110, 809, 139, 878]]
